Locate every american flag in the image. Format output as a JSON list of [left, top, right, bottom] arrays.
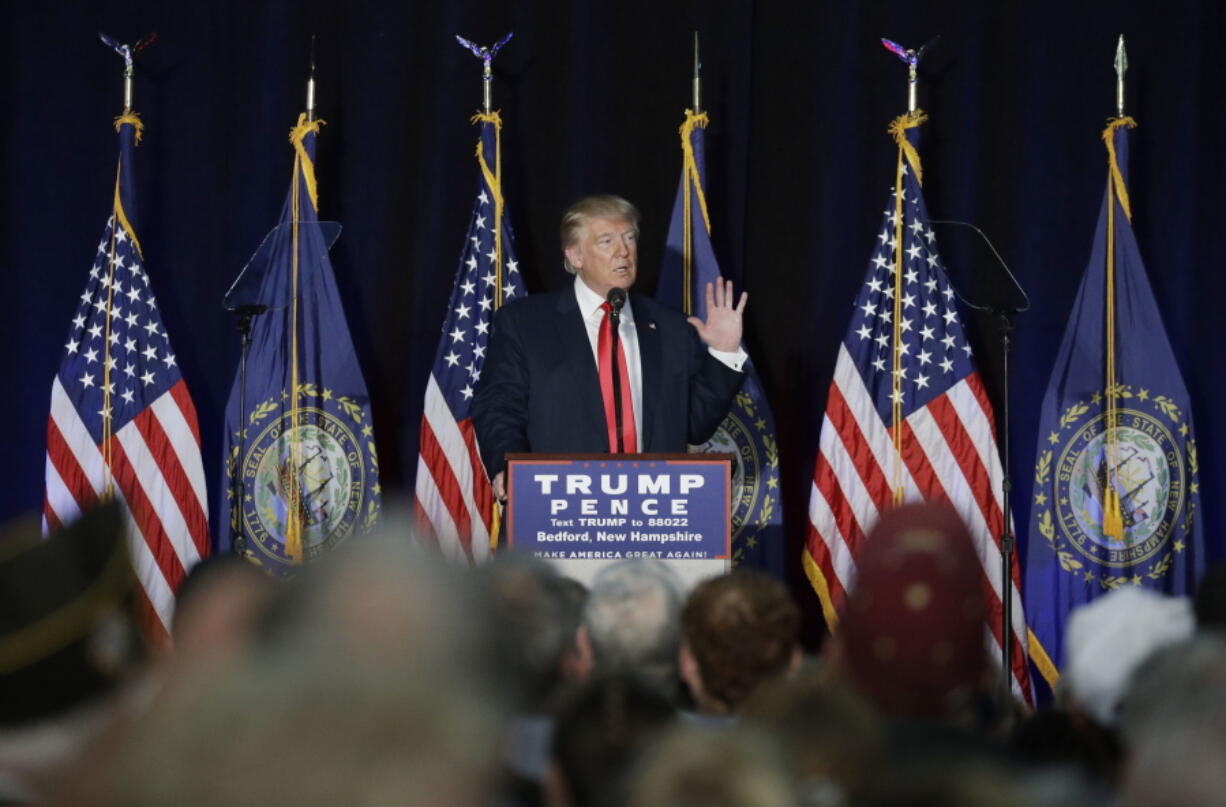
[[415, 115, 526, 562], [43, 116, 209, 643], [803, 114, 1031, 701]]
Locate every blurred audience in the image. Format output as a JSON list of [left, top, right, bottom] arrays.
[[825, 503, 994, 731], [582, 559, 685, 701], [1062, 586, 1193, 728], [546, 674, 676, 807], [740, 669, 885, 806], [626, 724, 796, 807], [679, 570, 800, 717], [0, 502, 147, 804], [1119, 634, 1226, 807], [7, 495, 1224, 807]]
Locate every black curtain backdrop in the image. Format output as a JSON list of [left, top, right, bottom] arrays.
[[5, 0, 1223, 641]]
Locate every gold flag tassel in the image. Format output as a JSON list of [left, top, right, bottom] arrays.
[[99, 112, 147, 500], [283, 114, 326, 564], [679, 109, 712, 316], [471, 111, 507, 552], [1100, 115, 1136, 542], [887, 111, 928, 507]]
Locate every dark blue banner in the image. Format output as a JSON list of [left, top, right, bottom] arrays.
[[1025, 119, 1204, 693]]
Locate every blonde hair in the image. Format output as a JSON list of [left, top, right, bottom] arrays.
[[560, 195, 640, 273]]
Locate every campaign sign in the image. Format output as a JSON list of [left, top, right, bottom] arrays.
[[506, 454, 732, 567]]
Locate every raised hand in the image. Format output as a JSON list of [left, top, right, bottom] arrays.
[[686, 278, 747, 353]]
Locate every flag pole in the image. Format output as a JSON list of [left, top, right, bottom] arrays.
[[692, 31, 702, 114], [1102, 36, 1130, 542], [456, 33, 513, 309]]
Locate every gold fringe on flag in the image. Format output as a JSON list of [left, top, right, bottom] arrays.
[[887, 111, 927, 506], [679, 109, 712, 315], [1100, 115, 1136, 542]]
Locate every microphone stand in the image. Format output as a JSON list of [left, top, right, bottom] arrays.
[[927, 220, 1029, 708], [995, 304, 1019, 708], [231, 304, 267, 556]]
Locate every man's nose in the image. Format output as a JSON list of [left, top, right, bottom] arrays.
[[614, 237, 630, 256]]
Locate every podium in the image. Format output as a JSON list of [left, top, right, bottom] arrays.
[[505, 453, 733, 588]]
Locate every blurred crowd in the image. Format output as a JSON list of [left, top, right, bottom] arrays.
[[2, 499, 1223, 807]]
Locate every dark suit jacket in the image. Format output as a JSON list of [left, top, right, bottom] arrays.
[[472, 287, 745, 476]]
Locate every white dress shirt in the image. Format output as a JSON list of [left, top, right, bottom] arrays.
[[572, 276, 747, 447]]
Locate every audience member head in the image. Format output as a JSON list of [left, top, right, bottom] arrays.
[[1192, 560, 1226, 632], [1118, 634, 1226, 807], [583, 559, 685, 698], [170, 552, 275, 667], [741, 668, 885, 806], [474, 551, 581, 711], [680, 570, 800, 715], [830, 502, 987, 722], [1062, 586, 1193, 727], [626, 725, 795, 807], [547, 674, 677, 807]]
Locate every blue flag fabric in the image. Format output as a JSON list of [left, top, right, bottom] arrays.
[[218, 116, 380, 574], [657, 110, 783, 575], [1025, 119, 1204, 693]]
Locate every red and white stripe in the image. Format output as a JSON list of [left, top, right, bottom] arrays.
[[414, 374, 494, 564], [43, 376, 209, 643], [805, 344, 1032, 702]]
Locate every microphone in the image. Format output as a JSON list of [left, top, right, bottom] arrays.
[[605, 288, 627, 453], [606, 287, 627, 315]]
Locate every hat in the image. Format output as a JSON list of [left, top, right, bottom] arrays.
[[0, 501, 143, 725], [1063, 586, 1194, 726], [838, 502, 986, 718]]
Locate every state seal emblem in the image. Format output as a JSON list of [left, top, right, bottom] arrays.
[[1033, 385, 1197, 589], [229, 384, 379, 572]]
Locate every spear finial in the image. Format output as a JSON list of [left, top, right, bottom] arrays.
[[692, 31, 702, 113], [98, 32, 156, 113], [456, 33, 514, 114], [306, 35, 318, 121], [1114, 35, 1128, 116]]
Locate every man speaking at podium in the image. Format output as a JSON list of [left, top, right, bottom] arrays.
[[473, 195, 748, 500]]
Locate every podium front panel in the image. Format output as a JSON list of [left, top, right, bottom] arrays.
[[505, 454, 732, 588]]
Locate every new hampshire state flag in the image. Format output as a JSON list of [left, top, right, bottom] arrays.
[[1025, 117, 1203, 693], [218, 116, 380, 574], [657, 109, 783, 575]]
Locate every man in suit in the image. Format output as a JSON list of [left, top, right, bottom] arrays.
[[473, 195, 747, 499]]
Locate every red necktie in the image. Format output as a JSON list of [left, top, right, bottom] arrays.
[[598, 302, 638, 453]]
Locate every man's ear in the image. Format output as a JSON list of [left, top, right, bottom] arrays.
[[679, 639, 701, 692], [564, 244, 583, 271]]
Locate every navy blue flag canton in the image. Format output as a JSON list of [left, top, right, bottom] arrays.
[[219, 117, 380, 574], [658, 111, 782, 575], [57, 217, 182, 440], [1025, 119, 1204, 694], [845, 156, 976, 420], [416, 117, 527, 562]]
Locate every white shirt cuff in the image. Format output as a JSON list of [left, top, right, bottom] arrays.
[[708, 346, 748, 372]]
